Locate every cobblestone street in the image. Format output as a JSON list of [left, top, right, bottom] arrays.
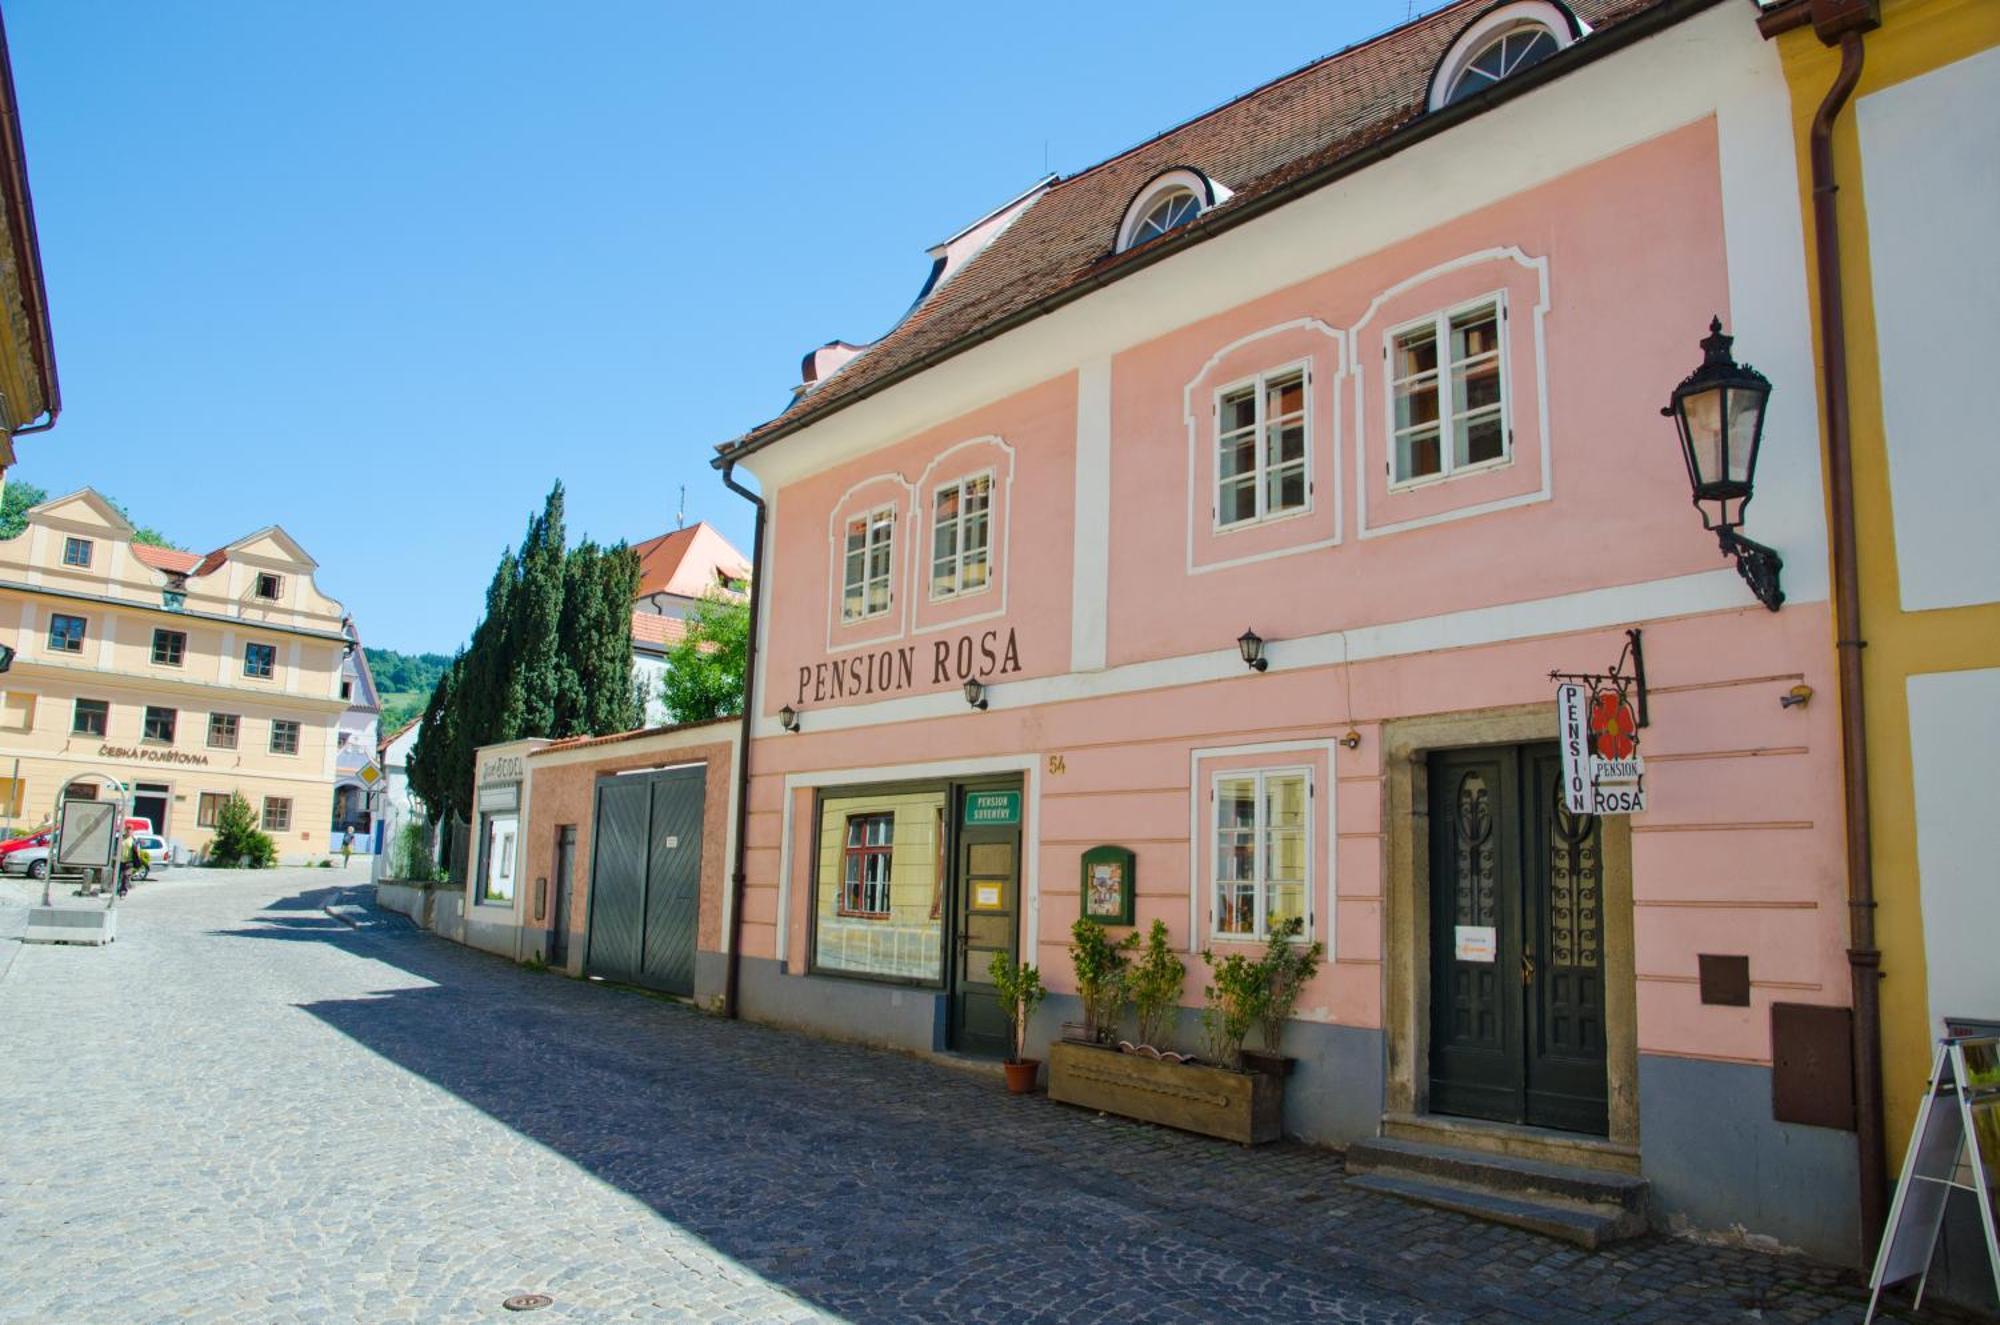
[[0, 869, 1928, 1324]]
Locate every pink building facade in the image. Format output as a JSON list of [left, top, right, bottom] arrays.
[[714, 0, 1858, 1260]]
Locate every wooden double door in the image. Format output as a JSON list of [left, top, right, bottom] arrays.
[[1428, 743, 1609, 1136]]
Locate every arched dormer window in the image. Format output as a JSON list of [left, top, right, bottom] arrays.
[[1428, 1, 1585, 112], [1115, 168, 1233, 254]]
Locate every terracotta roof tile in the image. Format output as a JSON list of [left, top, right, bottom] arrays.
[[631, 611, 688, 648], [130, 544, 203, 574], [717, 0, 1669, 459]]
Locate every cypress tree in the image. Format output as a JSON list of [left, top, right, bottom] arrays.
[[509, 484, 567, 737]]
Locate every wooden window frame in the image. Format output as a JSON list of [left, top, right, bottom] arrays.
[[142, 705, 178, 745], [929, 471, 994, 601], [840, 505, 896, 623], [1385, 292, 1511, 489], [261, 797, 292, 832], [838, 812, 895, 918], [47, 613, 87, 654], [207, 712, 240, 749], [61, 536, 93, 568], [1210, 765, 1314, 942], [71, 697, 108, 738], [196, 792, 229, 828], [254, 572, 283, 601], [1213, 361, 1312, 531], [269, 719, 301, 756], [243, 642, 276, 679], [151, 628, 186, 667]]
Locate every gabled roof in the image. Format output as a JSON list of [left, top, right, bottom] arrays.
[[714, 0, 1688, 465], [631, 610, 689, 651], [131, 544, 203, 574], [632, 522, 750, 600]]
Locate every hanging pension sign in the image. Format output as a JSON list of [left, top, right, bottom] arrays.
[[1557, 682, 1647, 815]]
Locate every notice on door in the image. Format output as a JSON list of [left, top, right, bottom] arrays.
[[1455, 925, 1498, 963], [963, 790, 1021, 826]]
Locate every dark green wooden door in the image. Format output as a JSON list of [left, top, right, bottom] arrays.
[[584, 768, 704, 998], [950, 814, 1020, 1058], [1429, 743, 1607, 1135]]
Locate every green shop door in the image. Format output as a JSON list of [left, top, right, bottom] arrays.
[[1427, 743, 1609, 1136], [950, 787, 1022, 1058]]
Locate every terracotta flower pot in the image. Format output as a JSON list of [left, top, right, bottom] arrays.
[[1003, 1058, 1041, 1094]]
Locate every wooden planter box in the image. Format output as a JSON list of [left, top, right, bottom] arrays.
[[1047, 1039, 1282, 1145]]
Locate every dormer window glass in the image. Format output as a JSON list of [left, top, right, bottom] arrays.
[[841, 507, 895, 622], [1116, 169, 1231, 254], [1444, 24, 1560, 105], [930, 474, 992, 599], [1132, 189, 1199, 246], [61, 537, 93, 568]]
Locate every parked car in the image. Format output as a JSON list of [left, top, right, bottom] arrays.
[[0, 829, 52, 859], [134, 834, 171, 869], [2, 844, 53, 879]]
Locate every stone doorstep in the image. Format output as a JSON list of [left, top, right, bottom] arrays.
[[1345, 1135, 1651, 1250], [1383, 1110, 1642, 1176]]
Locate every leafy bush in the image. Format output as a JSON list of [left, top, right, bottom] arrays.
[[1127, 919, 1186, 1051], [1199, 946, 1268, 1069], [207, 793, 277, 869], [392, 822, 435, 882], [1068, 918, 1137, 1045], [1256, 916, 1325, 1056], [988, 952, 1047, 1064]]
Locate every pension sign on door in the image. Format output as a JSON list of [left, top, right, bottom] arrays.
[[1556, 682, 1647, 815]]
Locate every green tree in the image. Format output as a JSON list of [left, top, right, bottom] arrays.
[[508, 484, 568, 737], [0, 481, 46, 539], [554, 539, 639, 737], [408, 653, 462, 824], [660, 586, 750, 723], [207, 793, 277, 868]]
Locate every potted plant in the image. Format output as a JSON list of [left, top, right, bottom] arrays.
[[989, 951, 1047, 1094], [1068, 917, 1137, 1045], [1241, 916, 1325, 1078], [1199, 945, 1268, 1070], [1126, 919, 1186, 1052]]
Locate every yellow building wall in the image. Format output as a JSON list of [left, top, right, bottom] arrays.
[[1773, 0, 2000, 1157]]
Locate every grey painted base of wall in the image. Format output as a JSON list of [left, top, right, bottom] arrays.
[[1026, 994, 1384, 1147], [1639, 1053, 1860, 1265], [737, 956, 947, 1054], [695, 949, 728, 1009]]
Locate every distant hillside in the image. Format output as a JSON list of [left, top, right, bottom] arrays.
[[366, 647, 451, 732]]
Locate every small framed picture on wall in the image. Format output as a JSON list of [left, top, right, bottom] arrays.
[[1080, 844, 1136, 926]]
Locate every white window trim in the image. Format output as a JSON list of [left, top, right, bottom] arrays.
[[928, 469, 996, 602], [839, 503, 898, 623], [1426, 1, 1584, 113], [1115, 168, 1233, 254], [1211, 359, 1314, 533], [1208, 764, 1315, 944], [1382, 290, 1512, 492]]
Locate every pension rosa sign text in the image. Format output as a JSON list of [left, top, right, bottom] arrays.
[[795, 627, 1023, 707], [1556, 683, 1646, 815]]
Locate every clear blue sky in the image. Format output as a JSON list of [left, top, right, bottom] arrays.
[[9, 1, 1431, 655]]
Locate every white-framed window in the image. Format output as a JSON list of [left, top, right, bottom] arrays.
[[1116, 168, 1233, 253], [1213, 767, 1311, 940], [481, 815, 518, 903], [1215, 364, 1309, 528], [929, 473, 992, 599], [841, 505, 895, 622], [1387, 295, 1508, 486], [61, 537, 93, 568], [1428, 3, 1581, 112]]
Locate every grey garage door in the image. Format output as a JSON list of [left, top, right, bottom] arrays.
[[583, 766, 705, 997]]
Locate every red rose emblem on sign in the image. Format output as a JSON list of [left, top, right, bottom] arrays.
[[1588, 691, 1639, 760]]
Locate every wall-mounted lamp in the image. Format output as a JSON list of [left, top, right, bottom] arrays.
[[1237, 628, 1268, 672], [1662, 316, 1784, 611], [1338, 729, 1362, 750], [963, 678, 989, 711], [1780, 684, 1813, 710], [778, 705, 800, 733]]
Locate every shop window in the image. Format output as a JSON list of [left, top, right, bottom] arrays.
[[841, 506, 895, 622], [61, 537, 93, 568], [243, 642, 276, 679], [262, 797, 292, 832], [1216, 365, 1309, 528], [930, 474, 992, 599], [197, 793, 229, 828], [208, 712, 240, 749], [1388, 297, 1507, 485], [1213, 768, 1311, 940], [151, 629, 186, 667], [482, 815, 518, 903], [142, 706, 177, 744], [839, 813, 895, 916], [269, 719, 300, 756], [72, 698, 108, 738], [47, 613, 86, 654], [813, 789, 946, 982]]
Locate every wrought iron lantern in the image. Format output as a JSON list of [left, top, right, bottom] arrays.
[[1237, 628, 1268, 672], [778, 704, 800, 733], [1662, 316, 1783, 611], [963, 678, 988, 711]]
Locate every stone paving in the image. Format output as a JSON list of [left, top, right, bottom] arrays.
[[0, 869, 1955, 1324]]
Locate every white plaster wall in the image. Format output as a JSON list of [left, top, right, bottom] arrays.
[[1859, 44, 2000, 613], [1908, 666, 2000, 1032]]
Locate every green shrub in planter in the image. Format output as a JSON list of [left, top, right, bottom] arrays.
[[1069, 917, 1137, 1044], [1128, 919, 1186, 1051], [1256, 916, 1324, 1056], [1199, 946, 1268, 1069]]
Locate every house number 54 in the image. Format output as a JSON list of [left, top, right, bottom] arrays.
[[1047, 754, 1067, 775]]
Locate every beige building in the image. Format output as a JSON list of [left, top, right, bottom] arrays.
[[0, 489, 353, 861]]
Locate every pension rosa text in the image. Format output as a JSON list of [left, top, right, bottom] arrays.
[[795, 627, 1023, 707]]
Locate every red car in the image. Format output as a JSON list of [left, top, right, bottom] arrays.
[[0, 830, 52, 858]]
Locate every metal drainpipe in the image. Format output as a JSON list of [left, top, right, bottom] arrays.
[[718, 461, 767, 1020], [1801, 8, 1887, 1251]]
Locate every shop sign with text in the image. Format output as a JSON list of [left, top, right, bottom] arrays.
[[795, 627, 1023, 707], [1556, 683, 1646, 815]]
